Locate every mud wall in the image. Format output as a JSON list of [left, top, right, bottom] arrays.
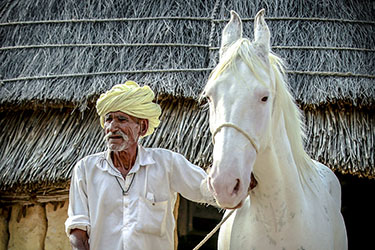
[[0, 202, 70, 250]]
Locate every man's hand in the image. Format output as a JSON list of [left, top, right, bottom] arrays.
[[200, 177, 219, 208], [69, 229, 89, 250]]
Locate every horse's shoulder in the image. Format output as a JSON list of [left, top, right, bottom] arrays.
[[312, 160, 342, 207]]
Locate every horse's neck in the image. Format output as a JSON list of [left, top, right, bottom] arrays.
[[252, 111, 306, 208]]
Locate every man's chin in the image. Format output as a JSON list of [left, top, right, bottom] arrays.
[[108, 143, 128, 152]]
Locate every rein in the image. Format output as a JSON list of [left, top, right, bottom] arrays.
[[212, 122, 259, 154], [193, 186, 256, 250], [193, 209, 236, 250]]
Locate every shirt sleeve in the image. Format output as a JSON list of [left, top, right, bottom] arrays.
[[169, 152, 213, 204], [65, 160, 91, 236]]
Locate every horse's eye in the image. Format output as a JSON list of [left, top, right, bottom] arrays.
[[261, 96, 268, 102]]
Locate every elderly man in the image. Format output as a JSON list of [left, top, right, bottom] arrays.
[[65, 81, 214, 250]]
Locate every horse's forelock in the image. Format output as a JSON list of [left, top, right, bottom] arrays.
[[210, 38, 272, 89]]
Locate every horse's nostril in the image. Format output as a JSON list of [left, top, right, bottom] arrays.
[[233, 179, 240, 194]]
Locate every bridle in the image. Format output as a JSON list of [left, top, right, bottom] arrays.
[[212, 122, 259, 154]]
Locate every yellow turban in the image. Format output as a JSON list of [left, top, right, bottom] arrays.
[[96, 81, 161, 137]]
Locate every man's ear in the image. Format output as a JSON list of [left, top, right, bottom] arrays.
[[139, 119, 149, 136]]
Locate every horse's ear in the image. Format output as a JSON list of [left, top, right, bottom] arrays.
[[254, 9, 270, 54], [220, 10, 242, 59]]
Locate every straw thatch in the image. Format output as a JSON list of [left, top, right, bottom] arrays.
[[0, 0, 374, 196]]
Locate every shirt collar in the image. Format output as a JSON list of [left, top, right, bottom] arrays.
[[103, 145, 155, 175], [136, 145, 156, 167]]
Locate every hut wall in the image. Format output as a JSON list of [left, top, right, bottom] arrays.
[[45, 202, 70, 250], [0, 208, 9, 250], [8, 204, 47, 250], [3, 203, 70, 250]]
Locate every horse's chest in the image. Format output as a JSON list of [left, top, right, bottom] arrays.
[[220, 198, 333, 250]]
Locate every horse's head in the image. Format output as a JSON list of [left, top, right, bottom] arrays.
[[204, 10, 277, 209]]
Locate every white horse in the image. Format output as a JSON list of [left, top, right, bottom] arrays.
[[203, 10, 347, 250]]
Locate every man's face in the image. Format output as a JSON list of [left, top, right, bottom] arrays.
[[103, 111, 143, 152]]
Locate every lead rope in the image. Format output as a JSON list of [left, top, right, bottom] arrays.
[[192, 177, 258, 250], [192, 209, 236, 250], [193, 122, 259, 249], [192, 179, 258, 250]]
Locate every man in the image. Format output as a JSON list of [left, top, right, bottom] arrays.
[[65, 81, 215, 250]]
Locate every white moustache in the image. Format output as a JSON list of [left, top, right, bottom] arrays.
[[104, 131, 129, 142]]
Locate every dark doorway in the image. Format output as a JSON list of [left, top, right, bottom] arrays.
[[337, 172, 375, 250], [177, 197, 222, 250]]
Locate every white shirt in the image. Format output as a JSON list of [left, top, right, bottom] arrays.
[[65, 146, 210, 250]]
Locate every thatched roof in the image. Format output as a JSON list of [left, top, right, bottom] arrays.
[[0, 0, 374, 195], [1, 0, 374, 108]]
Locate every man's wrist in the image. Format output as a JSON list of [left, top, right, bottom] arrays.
[[69, 229, 89, 250]]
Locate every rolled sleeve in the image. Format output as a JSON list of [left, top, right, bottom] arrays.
[[65, 215, 91, 236], [170, 153, 208, 202], [65, 160, 91, 236]]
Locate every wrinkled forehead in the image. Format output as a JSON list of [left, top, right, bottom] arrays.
[[104, 111, 140, 122]]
